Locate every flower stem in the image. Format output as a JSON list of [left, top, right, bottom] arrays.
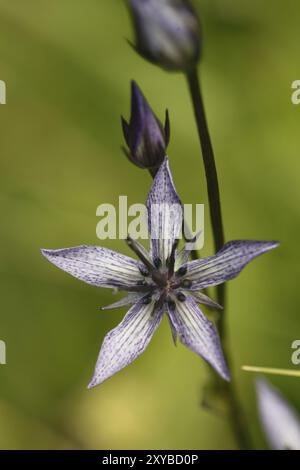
[[186, 68, 251, 449], [186, 69, 226, 331], [186, 69, 224, 252]]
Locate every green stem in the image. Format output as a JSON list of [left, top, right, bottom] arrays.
[[186, 70, 224, 252], [186, 69, 226, 331], [186, 68, 251, 450]]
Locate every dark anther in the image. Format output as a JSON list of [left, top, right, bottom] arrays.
[[154, 257, 162, 269], [176, 292, 186, 302], [181, 279, 192, 289], [143, 295, 153, 305], [176, 266, 187, 277], [126, 235, 155, 272], [136, 280, 147, 286], [168, 238, 180, 277], [139, 265, 149, 277], [167, 299, 175, 310]]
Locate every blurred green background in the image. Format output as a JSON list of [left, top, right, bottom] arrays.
[[0, 0, 299, 449]]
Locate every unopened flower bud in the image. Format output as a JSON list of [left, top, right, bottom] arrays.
[[127, 0, 201, 72], [121, 81, 170, 170]]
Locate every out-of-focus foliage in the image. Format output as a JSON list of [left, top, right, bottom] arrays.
[[0, 0, 299, 449]]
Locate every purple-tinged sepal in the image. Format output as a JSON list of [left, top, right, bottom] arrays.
[[88, 297, 163, 387], [41, 246, 144, 290], [127, 0, 201, 72], [147, 157, 183, 265], [182, 240, 279, 290], [256, 379, 300, 450], [122, 81, 169, 171], [101, 293, 144, 311], [167, 295, 230, 381]]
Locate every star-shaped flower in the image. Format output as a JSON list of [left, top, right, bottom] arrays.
[[42, 158, 278, 387]]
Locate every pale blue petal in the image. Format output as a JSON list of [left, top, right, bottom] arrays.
[[41, 246, 143, 290], [167, 296, 230, 381], [257, 378, 300, 450], [182, 240, 279, 290], [88, 298, 163, 387], [147, 157, 183, 264]]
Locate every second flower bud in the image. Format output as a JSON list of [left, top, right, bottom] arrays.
[[122, 81, 170, 172]]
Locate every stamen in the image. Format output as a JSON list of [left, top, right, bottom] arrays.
[[167, 299, 175, 310], [126, 284, 155, 294], [151, 270, 168, 288], [126, 236, 154, 272], [176, 266, 187, 277], [136, 280, 148, 286], [176, 292, 186, 302], [139, 265, 150, 277], [154, 257, 162, 269], [154, 292, 166, 311], [143, 294, 153, 305], [168, 238, 179, 277], [181, 279, 192, 289], [185, 231, 201, 245]]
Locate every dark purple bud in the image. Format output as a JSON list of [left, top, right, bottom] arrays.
[[127, 0, 201, 72], [121, 81, 169, 170]]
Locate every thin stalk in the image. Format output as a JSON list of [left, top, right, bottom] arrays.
[[186, 68, 251, 449], [186, 70, 224, 252], [186, 69, 226, 330], [242, 366, 300, 378]]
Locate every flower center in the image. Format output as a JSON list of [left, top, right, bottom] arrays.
[[126, 236, 189, 304]]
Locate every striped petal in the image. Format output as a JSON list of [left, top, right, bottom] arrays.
[[102, 293, 144, 310], [190, 291, 223, 310], [88, 298, 163, 387], [182, 240, 279, 290], [41, 246, 143, 290], [167, 296, 230, 381], [256, 379, 300, 450], [175, 230, 202, 269], [147, 157, 183, 265]]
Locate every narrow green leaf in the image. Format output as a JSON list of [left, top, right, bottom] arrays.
[[242, 366, 300, 378]]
